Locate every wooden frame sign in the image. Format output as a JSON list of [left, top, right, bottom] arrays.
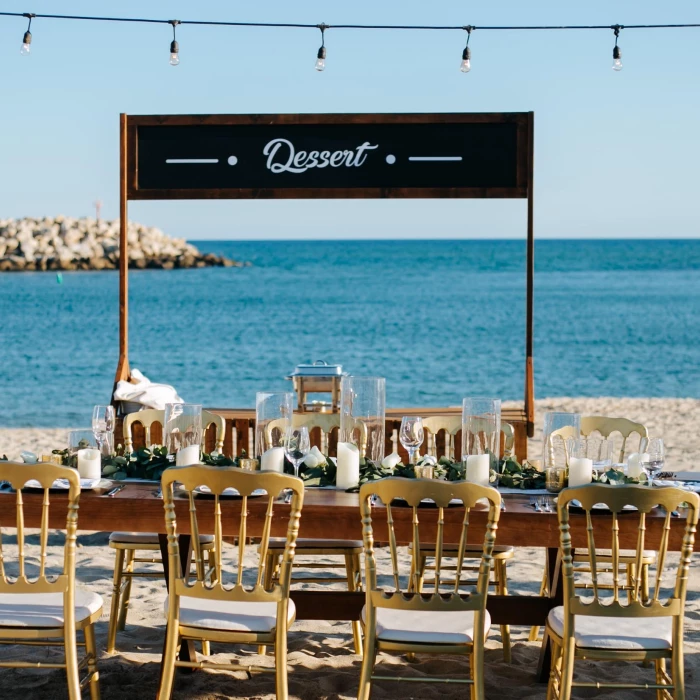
[[117, 112, 536, 433]]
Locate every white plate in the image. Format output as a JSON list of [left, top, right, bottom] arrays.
[[572, 499, 637, 512], [192, 485, 267, 497], [23, 478, 110, 491]]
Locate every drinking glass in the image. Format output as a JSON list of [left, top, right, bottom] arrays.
[[92, 405, 115, 456], [640, 438, 665, 484], [68, 429, 99, 455], [543, 412, 581, 470], [284, 426, 310, 478], [255, 392, 294, 458], [586, 436, 613, 470], [462, 398, 501, 458], [163, 403, 202, 458], [340, 377, 386, 465], [399, 416, 424, 465], [545, 467, 567, 493]]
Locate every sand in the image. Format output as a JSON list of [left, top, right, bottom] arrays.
[[1, 398, 699, 699]]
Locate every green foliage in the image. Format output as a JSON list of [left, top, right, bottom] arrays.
[[496, 456, 546, 489]]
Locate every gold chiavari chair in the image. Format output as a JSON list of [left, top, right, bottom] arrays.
[[261, 413, 364, 656], [531, 416, 653, 642], [107, 409, 224, 654], [546, 483, 699, 700], [357, 477, 501, 699], [157, 465, 304, 700], [0, 463, 102, 699], [412, 415, 515, 662]]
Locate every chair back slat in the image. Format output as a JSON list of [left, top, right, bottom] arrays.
[[420, 416, 515, 461], [580, 416, 649, 463], [558, 484, 699, 621], [39, 488, 50, 578], [162, 465, 303, 607], [16, 488, 26, 580], [453, 508, 471, 594], [360, 477, 501, 615]]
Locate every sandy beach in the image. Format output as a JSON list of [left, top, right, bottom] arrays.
[[1, 397, 698, 699]]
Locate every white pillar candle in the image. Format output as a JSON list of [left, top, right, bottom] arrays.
[[627, 452, 642, 479], [176, 444, 200, 467], [337, 442, 360, 489], [261, 446, 285, 473], [466, 454, 490, 487], [77, 448, 101, 480], [568, 457, 593, 487]]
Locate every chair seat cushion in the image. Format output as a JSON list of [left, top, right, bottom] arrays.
[[165, 595, 295, 633], [0, 590, 103, 628], [110, 532, 214, 545], [361, 605, 490, 645], [267, 537, 363, 550], [547, 606, 672, 650]]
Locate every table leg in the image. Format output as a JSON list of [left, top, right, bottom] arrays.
[[158, 534, 197, 669], [536, 547, 563, 682]]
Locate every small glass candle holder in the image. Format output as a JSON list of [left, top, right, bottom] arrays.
[[414, 465, 435, 479], [238, 457, 260, 472], [546, 467, 567, 493]]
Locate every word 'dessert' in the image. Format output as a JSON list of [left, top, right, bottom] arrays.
[[263, 138, 378, 174]]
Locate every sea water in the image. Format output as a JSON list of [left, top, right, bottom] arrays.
[[1, 239, 699, 427]]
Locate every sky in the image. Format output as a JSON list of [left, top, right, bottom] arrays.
[[0, 0, 698, 240]]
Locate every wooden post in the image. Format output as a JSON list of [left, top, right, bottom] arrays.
[[114, 113, 130, 387], [525, 111, 535, 438]]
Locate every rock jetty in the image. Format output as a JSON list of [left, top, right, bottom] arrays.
[[0, 216, 241, 271]]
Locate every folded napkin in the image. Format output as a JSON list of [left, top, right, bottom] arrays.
[[113, 368, 183, 410]]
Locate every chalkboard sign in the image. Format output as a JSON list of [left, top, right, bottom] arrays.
[[126, 113, 532, 200]]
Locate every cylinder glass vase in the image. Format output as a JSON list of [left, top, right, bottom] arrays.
[[164, 403, 202, 465], [255, 392, 294, 462], [340, 376, 386, 465], [462, 397, 501, 486], [542, 412, 581, 470]]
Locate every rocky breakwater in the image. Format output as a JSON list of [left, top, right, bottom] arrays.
[[0, 216, 241, 271]]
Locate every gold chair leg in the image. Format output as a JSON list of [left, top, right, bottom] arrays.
[[201, 640, 211, 656], [558, 638, 575, 700], [672, 646, 685, 700], [472, 640, 485, 700], [107, 548, 125, 653], [258, 552, 278, 656], [157, 627, 180, 700], [546, 636, 561, 700], [357, 632, 376, 700], [345, 553, 363, 656], [275, 618, 289, 700], [64, 628, 81, 700], [84, 623, 101, 700], [117, 549, 135, 631], [496, 559, 512, 663], [529, 565, 548, 642]]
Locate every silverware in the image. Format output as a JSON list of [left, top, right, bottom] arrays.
[[500, 500, 506, 512], [152, 488, 162, 499], [105, 485, 126, 498], [671, 510, 680, 518], [531, 497, 542, 513]]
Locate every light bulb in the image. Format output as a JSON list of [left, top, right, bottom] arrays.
[[460, 46, 471, 73], [612, 57, 622, 71], [169, 39, 179, 66], [20, 30, 31, 56], [169, 52, 180, 66], [316, 46, 326, 71]]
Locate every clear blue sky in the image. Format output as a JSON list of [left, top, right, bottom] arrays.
[[1, 0, 698, 240]]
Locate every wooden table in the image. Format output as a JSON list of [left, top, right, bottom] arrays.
[[0, 485, 688, 681]]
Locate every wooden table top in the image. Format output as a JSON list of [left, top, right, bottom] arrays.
[[0, 484, 688, 551]]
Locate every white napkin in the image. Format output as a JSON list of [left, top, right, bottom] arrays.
[[113, 368, 183, 410]]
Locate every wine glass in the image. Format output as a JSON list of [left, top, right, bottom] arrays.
[[640, 438, 665, 484], [284, 426, 310, 478], [399, 417, 424, 465], [92, 405, 115, 455]]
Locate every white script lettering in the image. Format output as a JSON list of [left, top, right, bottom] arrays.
[[263, 138, 378, 174]]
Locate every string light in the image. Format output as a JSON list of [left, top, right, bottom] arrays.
[[20, 13, 34, 56], [168, 19, 180, 66], [460, 25, 473, 72], [612, 25, 623, 71], [315, 23, 327, 71]]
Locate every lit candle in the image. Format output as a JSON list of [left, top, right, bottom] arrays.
[[568, 457, 593, 487], [261, 446, 285, 473], [627, 452, 642, 479], [466, 454, 490, 487], [176, 444, 200, 466], [77, 448, 101, 480], [337, 442, 360, 489]]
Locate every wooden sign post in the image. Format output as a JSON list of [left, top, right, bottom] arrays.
[[116, 112, 536, 435]]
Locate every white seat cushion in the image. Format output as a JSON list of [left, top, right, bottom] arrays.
[[547, 606, 672, 650], [165, 595, 295, 633], [110, 532, 214, 545], [0, 590, 103, 628], [361, 605, 490, 645]]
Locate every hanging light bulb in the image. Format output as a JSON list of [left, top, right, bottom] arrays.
[[460, 26, 473, 72], [20, 13, 35, 56], [168, 20, 180, 66], [315, 23, 328, 71], [612, 25, 623, 71]]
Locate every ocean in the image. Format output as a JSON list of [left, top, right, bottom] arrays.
[[2, 239, 699, 428]]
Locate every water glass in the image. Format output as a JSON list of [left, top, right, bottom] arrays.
[[284, 426, 310, 478], [164, 403, 202, 457], [640, 437, 665, 483], [68, 429, 99, 455], [399, 416, 424, 465], [255, 392, 294, 458], [92, 405, 115, 456], [543, 412, 580, 469], [340, 376, 386, 465]]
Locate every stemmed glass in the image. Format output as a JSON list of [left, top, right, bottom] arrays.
[[284, 427, 310, 478], [92, 405, 115, 455], [399, 417, 424, 465], [640, 438, 665, 484]]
